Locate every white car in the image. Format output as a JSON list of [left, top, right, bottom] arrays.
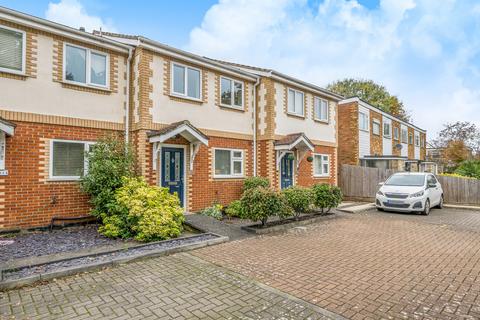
[[376, 172, 444, 215]]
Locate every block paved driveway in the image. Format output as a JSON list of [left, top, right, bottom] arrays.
[[0, 253, 336, 320], [194, 208, 480, 320]]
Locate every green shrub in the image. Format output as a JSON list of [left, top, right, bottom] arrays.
[[201, 204, 224, 220], [99, 177, 184, 242], [243, 176, 270, 191], [80, 136, 135, 218], [240, 187, 292, 226], [312, 184, 343, 213], [281, 186, 313, 218], [454, 160, 480, 179], [225, 200, 244, 218]]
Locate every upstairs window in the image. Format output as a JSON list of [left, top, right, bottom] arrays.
[[383, 122, 391, 138], [50, 140, 94, 180], [65, 44, 108, 87], [359, 112, 369, 131], [314, 154, 330, 177], [172, 63, 201, 99], [372, 120, 381, 135], [287, 88, 304, 116], [409, 133, 414, 145], [415, 133, 420, 147], [0, 26, 25, 74], [393, 127, 399, 140], [401, 129, 408, 143], [220, 77, 243, 109], [314, 97, 329, 122]]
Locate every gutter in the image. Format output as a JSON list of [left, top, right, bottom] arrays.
[[270, 72, 343, 101], [253, 76, 260, 176]]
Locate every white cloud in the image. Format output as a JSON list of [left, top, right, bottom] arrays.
[[45, 0, 116, 32], [186, 0, 480, 138]]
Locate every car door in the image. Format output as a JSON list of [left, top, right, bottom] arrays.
[[427, 175, 441, 205]]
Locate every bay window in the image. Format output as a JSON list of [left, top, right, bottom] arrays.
[[64, 43, 108, 87], [214, 148, 244, 178]]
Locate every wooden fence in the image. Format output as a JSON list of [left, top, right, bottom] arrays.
[[339, 164, 480, 205]]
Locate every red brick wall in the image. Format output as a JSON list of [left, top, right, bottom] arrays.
[[1, 121, 119, 230], [337, 102, 359, 166], [296, 145, 337, 187]]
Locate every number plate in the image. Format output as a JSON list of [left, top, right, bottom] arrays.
[[387, 199, 404, 204]]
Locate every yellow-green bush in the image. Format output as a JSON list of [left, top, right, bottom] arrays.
[[99, 177, 185, 242]]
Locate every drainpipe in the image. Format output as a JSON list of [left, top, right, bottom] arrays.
[[253, 76, 260, 176], [125, 46, 133, 150]]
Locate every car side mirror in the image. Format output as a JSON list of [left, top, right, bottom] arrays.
[[427, 183, 436, 189]]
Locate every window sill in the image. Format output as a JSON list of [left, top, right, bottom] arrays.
[[286, 112, 305, 119], [213, 175, 245, 180], [47, 178, 80, 183], [0, 68, 26, 76], [60, 80, 111, 93], [314, 118, 329, 124], [359, 128, 369, 133], [219, 104, 245, 112], [169, 93, 203, 104], [313, 175, 330, 178]]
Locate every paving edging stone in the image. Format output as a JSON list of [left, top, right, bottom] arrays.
[[241, 214, 337, 235], [0, 233, 228, 290]]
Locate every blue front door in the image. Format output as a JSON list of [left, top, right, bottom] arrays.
[[161, 147, 184, 207], [280, 154, 294, 189]]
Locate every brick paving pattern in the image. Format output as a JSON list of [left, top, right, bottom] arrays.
[[0, 253, 335, 320], [194, 209, 480, 320]]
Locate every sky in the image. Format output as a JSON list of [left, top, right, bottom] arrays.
[[1, 0, 479, 139]]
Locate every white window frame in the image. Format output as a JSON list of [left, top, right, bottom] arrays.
[[314, 97, 329, 123], [393, 127, 399, 141], [219, 76, 244, 110], [313, 153, 330, 177], [170, 62, 202, 101], [213, 148, 244, 178], [401, 129, 408, 143], [409, 132, 414, 145], [0, 132, 6, 170], [415, 133, 420, 147], [383, 122, 391, 138], [0, 25, 26, 75], [63, 43, 110, 89], [49, 139, 95, 181], [287, 88, 305, 117], [372, 119, 381, 136], [359, 111, 369, 131]]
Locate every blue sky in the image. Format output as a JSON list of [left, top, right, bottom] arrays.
[[1, 0, 479, 138]]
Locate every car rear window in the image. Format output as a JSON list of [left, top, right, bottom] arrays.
[[385, 175, 425, 187]]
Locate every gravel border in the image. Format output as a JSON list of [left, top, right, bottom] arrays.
[[241, 213, 339, 234], [0, 233, 228, 290]]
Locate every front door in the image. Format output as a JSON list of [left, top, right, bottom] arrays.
[[280, 154, 294, 189], [161, 147, 184, 207]]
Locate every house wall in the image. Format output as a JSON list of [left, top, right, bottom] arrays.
[[337, 102, 359, 166], [295, 145, 337, 187]]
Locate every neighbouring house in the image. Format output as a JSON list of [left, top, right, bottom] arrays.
[[338, 98, 429, 172], [0, 7, 343, 230], [426, 145, 474, 174], [0, 7, 130, 230]]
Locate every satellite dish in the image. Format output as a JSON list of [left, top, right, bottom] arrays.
[[395, 144, 403, 150]]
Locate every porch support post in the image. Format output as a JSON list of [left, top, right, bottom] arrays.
[[152, 142, 161, 171], [276, 150, 288, 170], [190, 142, 201, 172]]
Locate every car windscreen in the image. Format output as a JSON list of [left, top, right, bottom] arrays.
[[385, 175, 425, 187]]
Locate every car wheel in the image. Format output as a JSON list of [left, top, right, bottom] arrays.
[[423, 199, 431, 215], [377, 208, 384, 212], [437, 195, 444, 209]]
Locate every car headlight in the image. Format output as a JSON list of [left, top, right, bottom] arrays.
[[410, 191, 424, 198], [377, 190, 384, 196]]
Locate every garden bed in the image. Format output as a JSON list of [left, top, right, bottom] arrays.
[[0, 232, 227, 290], [241, 212, 338, 234]]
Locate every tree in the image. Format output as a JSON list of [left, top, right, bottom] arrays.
[[444, 140, 471, 166], [431, 121, 480, 155], [327, 78, 410, 121]]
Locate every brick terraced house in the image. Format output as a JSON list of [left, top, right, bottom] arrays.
[[338, 97, 427, 171], [0, 7, 345, 230]]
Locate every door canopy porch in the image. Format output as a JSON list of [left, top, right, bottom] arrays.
[[148, 120, 209, 171], [0, 117, 15, 136], [274, 133, 314, 169]]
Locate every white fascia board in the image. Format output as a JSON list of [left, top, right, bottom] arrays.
[[289, 136, 314, 151], [339, 97, 426, 134], [139, 42, 258, 82], [0, 122, 14, 136], [270, 73, 343, 101], [0, 8, 130, 53]]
